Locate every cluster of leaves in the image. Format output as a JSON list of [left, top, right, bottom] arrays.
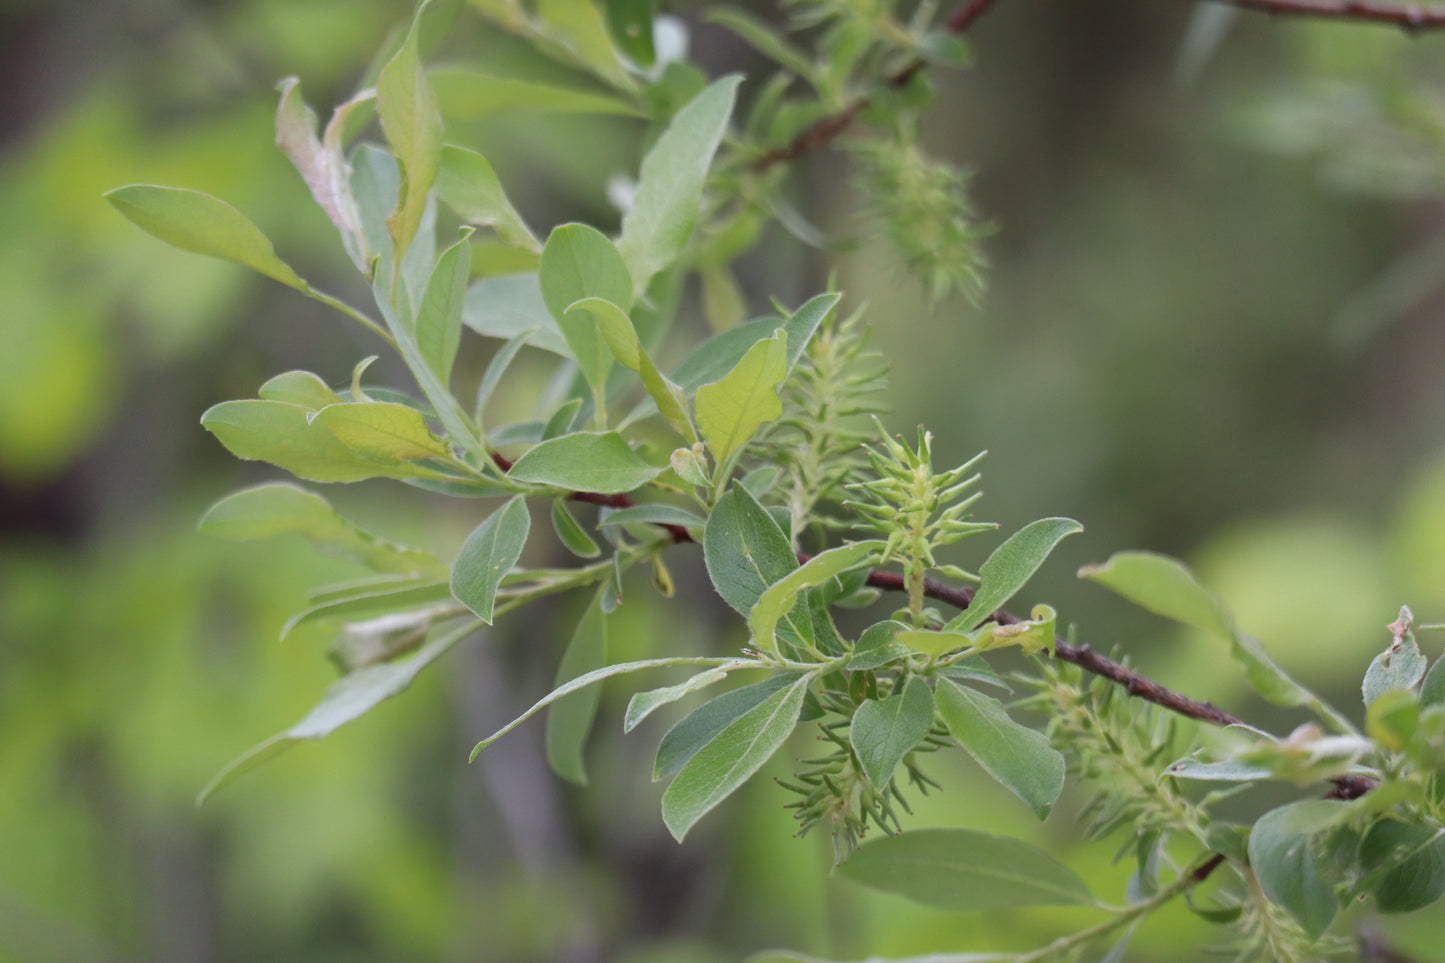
[[104, 1, 1445, 960]]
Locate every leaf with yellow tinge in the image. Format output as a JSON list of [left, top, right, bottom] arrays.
[[311, 402, 450, 463], [695, 329, 787, 464], [377, 1, 443, 263], [105, 185, 305, 290]]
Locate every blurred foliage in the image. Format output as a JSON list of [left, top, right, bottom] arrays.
[[8, 0, 1445, 961]]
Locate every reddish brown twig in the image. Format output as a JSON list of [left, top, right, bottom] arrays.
[[750, 0, 998, 172], [1212, 0, 1445, 31], [855, 565, 1246, 727]]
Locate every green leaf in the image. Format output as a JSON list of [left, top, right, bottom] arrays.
[[604, 0, 655, 66], [199, 619, 476, 803], [1422, 656, 1445, 708], [411, 230, 473, 384], [539, 224, 634, 392], [661, 673, 809, 840], [625, 667, 733, 733], [431, 68, 641, 118], [696, 329, 787, 464], [258, 370, 344, 410], [654, 673, 801, 778], [1081, 550, 1317, 711], [475, 326, 537, 426], [617, 75, 741, 297], [936, 678, 1065, 819], [747, 540, 883, 657], [550, 499, 601, 558], [1162, 757, 1274, 782], [1247, 800, 1346, 938], [473, 656, 749, 759], [779, 293, 841, 373], [280, 581, 454, 641], [450, 495, 531, 623], [464, 273, 569, 356], [546, 587, 611, 784], [201, 399, 431, 482], [1361, 819, 1445, 913], [944, 518, 1082, 632], [703, 485, 798, 614], [1363, 632, 1428, 707], [435, 146, 540, 251], [839, 827, 1095, 909], [567, 297, 696, 442], [507, 432, 662, 494], [598, 503, 707, 531], [850, 677, 935, 789], [1367, 687, 1420, 750], [105, 185, 306, 289], [896, 628, 975, 659], [377, 2, 443, 263], [1079, 550, 1236, 639], [312, 401, 451, 463], [197, 482, 445, 576]]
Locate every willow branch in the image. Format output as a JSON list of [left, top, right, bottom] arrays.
[[1208, 0, 1445, 30], [858, 566, 1246, 727], [750, 0, 999, 172]]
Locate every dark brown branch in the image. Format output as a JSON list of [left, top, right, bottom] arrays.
[[854, 566, 1246, 727], [750, 0, 998, 172], [1210, 0, 1445, 31]]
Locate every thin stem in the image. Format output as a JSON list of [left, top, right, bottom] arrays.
[[304, 285, 395, 347], [750, 0, 999, 172], [1210, 0, 1445, 30], [1012, 854, 1221, 963]]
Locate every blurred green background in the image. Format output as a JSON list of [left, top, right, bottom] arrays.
[[5, 1, 1445, 960]]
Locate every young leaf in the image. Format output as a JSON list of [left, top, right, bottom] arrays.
[[747, 540, 883, 656], [274, 78, 373, 272], [435, 146, 540, 251], [838, 827, 1095, 910], [197, 482, 446, 576], [944, 518, 1082, 632], [566, 297, 696, 442], [779, 292, 841, 373], [1247, 800, 1346, 938], [617, 75, 742, 296], [259, 370, 344, 410], [199, 619, 477, 803], [625, 667, 733, 732], [201, 399, 430, 482], [604, 0, 656, 66], [936, 677, 1065, 820], [311, 402, 451, 463], [850, 677, 936, 789], [507, 432, 662, 494], [661, 673, 809, 840], [847, 621, 914, 670], [550, 499, 601, 558], [546, 587, 611, 784], [472, 656, 748, 760], [105, 185, 306, 290], [464, 273, 571, 356], [539, 224, 633, 393], [377, 1, 443, 263], [654, 673, 801, 778], [1363, 629, 1427, 708], [696, 329, 788, 464], [450, 495, 531, 623], [412, 230, 473, 385]]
